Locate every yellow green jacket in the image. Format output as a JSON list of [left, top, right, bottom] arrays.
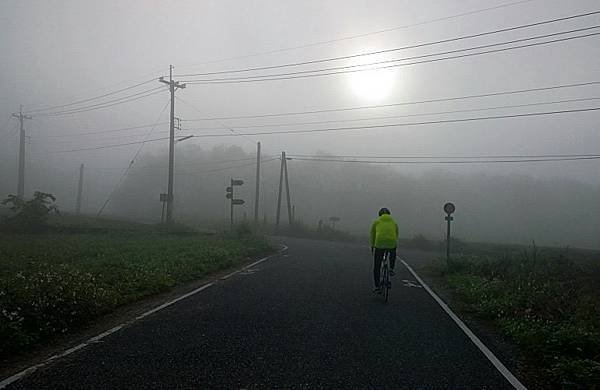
[[370, 214, 399, 249]]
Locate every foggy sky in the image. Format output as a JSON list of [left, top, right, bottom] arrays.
[[1, 0, 599, 247]]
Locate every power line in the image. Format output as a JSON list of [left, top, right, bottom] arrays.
[[185, 106, 600, 138], [0, 115, 13, 133], [89, 156, 260, 171], [38, 99, 600, 153], [32, 95, 600, 144], [288, 153, 600, 159], [47, 106, 596, 151], [183, 80, 600, 121], [36, 87, 166, 117], [188, 26, 600, 82], [37, 94, 598, 145], [92, 158, 279, 177], [97, 100, 170, 216], [289, 156, 600, 164], [183, 96, 600, 131], [176, 9, 599, 78], [175, 96, 259, 145], [185, 157, 278, 175], [0, 116, 16, 142], [48, 136, 172, 153], [182, 31, 600, 84], [176, 0, 534, 69], [25, 78, 157, 114], [38, 122, 171, 138]]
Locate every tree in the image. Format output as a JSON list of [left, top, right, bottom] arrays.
[[1, 191, 59, 231]]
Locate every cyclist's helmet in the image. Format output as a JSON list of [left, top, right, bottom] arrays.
[[378, 207, 391, 216]]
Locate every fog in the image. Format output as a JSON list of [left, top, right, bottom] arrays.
[[1, 0, 599, 248]]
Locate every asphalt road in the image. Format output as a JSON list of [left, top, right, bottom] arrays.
[[6, 237, 514, 389]]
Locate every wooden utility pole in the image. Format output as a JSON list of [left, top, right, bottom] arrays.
[[158, 65, 185, 224], [254, 142, 261, 224], [275, 151, 285, 228], [12, 106, 32, 198], [276, 151, 293, 228], [283, 154, 292, 225], [75, 164, 84, 214]]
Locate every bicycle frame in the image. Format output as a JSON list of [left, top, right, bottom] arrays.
[[380, 250, 391, 302]]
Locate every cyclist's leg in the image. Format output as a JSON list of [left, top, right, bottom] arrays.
[[373, 248, 383, 288]]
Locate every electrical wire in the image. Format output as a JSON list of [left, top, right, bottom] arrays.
[[185, 157, 278, 175], [47, 105, 599, 152], [97, 100, 170, 216], [175, 96, 259, 145], [89, 156, 260, 171], [182, 80, 600, 121], [47, 135, 181, 153], [184, 26, 600, 83], [184, 106, 600, 138], [32, 95, 600, 145], [0, 116, 16, 142], [183, 97, 600, 132], [39, 122, 171, 138], [287, 153, 600, 159], [288, 156, 600, 164], [37, 87, 166, 117], [183, 31, 600, 84], [25, 78, 157, 114], [176, 9, 599, 77], [176, 0, 534, 69]]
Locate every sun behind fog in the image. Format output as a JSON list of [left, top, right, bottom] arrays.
[[348, 67, 396, 101]]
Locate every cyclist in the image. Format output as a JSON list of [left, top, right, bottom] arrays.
[[369, 207, 399, 293]]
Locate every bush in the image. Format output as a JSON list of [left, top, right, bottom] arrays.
[[1, 191, 59, 232]]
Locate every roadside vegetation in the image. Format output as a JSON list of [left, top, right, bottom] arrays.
[[0, 195, 271, 357], [426, 243, 600, 388]]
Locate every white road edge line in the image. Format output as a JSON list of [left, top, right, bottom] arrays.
[[0, 245, 288, 389], [400, 259, 527, 390]]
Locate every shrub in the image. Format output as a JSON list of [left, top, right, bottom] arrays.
[[1, 191, 59, 232]]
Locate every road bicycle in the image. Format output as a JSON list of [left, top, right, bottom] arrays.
[[379, 250, 391, 303]]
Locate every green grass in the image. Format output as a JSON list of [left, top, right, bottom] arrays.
[[440, 248, 600, 388], [0, 231, 271, 357]]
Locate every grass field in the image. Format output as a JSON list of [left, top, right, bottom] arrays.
[[428, 246, 600, 388], [0, 229, 271, 357]]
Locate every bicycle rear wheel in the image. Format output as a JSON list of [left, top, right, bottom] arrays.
[[382, 264, 389, 303]]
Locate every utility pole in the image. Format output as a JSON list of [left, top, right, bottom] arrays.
[[75, 163, 84, 214], [275, 151, 293, 228], [275, 151, 285, 228], [158, 65, 186, 224], [12, 106, 32, 198], [283, 153, 292, 225], [254, 141, 261, 224]]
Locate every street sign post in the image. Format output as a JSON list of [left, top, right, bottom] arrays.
[[444, 202, 455, 266], [226, 178, 245, 231]]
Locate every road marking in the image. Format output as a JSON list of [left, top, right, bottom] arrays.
[[401, 279, 422, 288], [0, 245, 288, 389], [400, 259, 527, 390]]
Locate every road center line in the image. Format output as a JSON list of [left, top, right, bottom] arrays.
[[400, 259, 527, 390], [0, 245, 288, 389]]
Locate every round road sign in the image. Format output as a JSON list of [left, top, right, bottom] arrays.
[[444, 202, 455, 214]]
